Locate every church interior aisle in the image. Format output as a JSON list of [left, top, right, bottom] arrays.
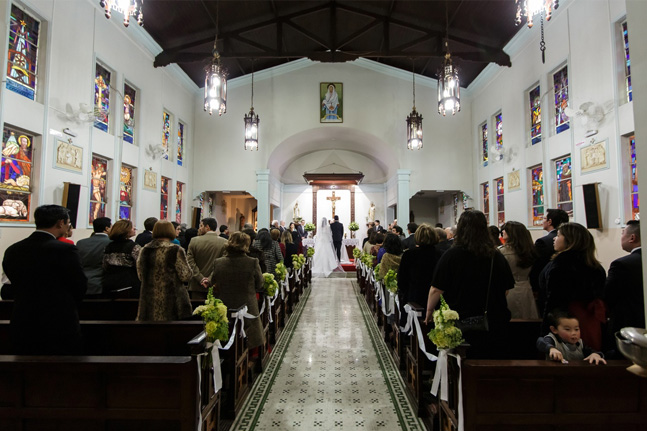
[[231, 278, 424, 430]]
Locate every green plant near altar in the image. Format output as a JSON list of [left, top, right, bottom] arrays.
[[383, 269, 398, 294], [292, 253, 306, 270], [304, 222, 316, 231], [193, 287, 229, 343], [348, 221, 360, 231], [263, 273, 279, 297], [306, 247, 315, 258], [352, 248, 362, 259], [373, 263, 382, 281], [275, 262, 287, 282], [427, 296, 464, 350]]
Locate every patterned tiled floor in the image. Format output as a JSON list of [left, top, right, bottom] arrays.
[[231, 278, 425, 431]]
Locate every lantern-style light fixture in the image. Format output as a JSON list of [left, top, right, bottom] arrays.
[[204, 44, 227, 116], [515, 0, 559, 63], [406, 62, 422, 150], [100, 0, 143, 27], [244, 64, 259, 151], [437, 47, 461, 116]]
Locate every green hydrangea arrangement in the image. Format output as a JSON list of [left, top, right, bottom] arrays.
[[352, 248, 362, 259], [373, 263, 382, 281], [306, 247, 315, 258], [427, 296, 464, 350], [383, 269, 398, 294], [263, 273, 279, 297], [275, 262, 287, 282], [361, 253, 375, 268], [292, 253, 306, 270], [304, 223, 316, 231], [348, 221, 360, 231], [193, 287, 229, 343]]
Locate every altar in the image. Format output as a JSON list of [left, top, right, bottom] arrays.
[[302, 238, 360, 264]]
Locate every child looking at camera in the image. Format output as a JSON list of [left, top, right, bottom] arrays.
[[536, 310, 606, 365]]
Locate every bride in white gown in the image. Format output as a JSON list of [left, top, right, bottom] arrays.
[[311, 217, 343, 277]]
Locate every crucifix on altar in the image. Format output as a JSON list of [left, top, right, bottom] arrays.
[[327, 191, 341, 218]]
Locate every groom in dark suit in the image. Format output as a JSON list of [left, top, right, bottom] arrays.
[[330, 215, 344, 261]]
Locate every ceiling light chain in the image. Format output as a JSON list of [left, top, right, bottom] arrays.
[[515, 0, 559, 64], [437, 4, 461, 117]]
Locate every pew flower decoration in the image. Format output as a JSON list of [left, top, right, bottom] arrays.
[[263, 273, 279, 297], [348, 221, 360, 231], [361, 253, 375, 268], [383, 269, 398, 294], [193, 287, 229, 343], [304, 222, 316, 232], [352, 248, 362, 260], [428, 296, 464, 350], [292, 253, 306, 270], [306, 247, 315, 258], [275, 262, 287, 282], [373, 263, 382, 281]]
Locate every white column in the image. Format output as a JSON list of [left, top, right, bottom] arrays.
[[256, 169, 270, 229], [397, 169, 411, 224]]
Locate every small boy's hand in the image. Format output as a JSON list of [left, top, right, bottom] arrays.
[[549, 348, 563, 362], [584, 353, 607, 365]]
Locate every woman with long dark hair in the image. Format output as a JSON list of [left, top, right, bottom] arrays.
[[499, 221, 539, 319], [539, 222, 606, 349], [424, 210, 514, 359], [254, 230, 283, 275]]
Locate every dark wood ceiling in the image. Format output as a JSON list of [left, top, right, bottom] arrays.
[[143, 1, 525, 88]]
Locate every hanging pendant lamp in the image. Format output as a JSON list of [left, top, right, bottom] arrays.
[[244, 62, 260, 151], [406, 61, 423, 150], [204, 0, 227, 116]]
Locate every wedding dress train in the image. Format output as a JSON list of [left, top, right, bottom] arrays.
[[311, 217, 343, 277]]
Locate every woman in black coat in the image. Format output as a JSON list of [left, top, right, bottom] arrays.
[[102, 219, 141, 298], [281, 230, 298, 269]]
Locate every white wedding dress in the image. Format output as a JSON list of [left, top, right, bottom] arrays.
[[312, 218, 343, 277]]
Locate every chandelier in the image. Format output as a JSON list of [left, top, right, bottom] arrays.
[[244, 63, 259, 150], [438, 50, 461, 116], [515, 0, 559, 63], [406, 62, 422, 150], [100, 0, 143, 27], [204, 0, 227, 116]]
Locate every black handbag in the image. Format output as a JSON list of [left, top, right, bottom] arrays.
[[456, 256, 494, 333]]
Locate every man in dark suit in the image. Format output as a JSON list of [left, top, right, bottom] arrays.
[[76, 216, 112, 297], [330, 215, 344, 261], [187, 217, 227, 299], [297, 220, 307, 238], [529, 208, 569, 292], [604, 220, 644, 344], [401, 222, 418, 251], [373, 219, 382, 232], [135, 216, 157, 247], [2, 205, 87, 355]]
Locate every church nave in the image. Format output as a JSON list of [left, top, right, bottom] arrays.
[[231, 278, 424, 431]]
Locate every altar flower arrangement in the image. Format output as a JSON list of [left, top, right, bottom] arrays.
[[306, 247, 315, 258], [352, 248, 362, 259], [275, 262, 287, 282], [348, 221, 360, 231], [292, 253, 306, 270], [373, 263, 382, 281], [383, 269, 398, 294], [263, 273, 279, 297], [193, 287, 229, 343], [304, 223, 316, 231], [427, 296, 464, 350]]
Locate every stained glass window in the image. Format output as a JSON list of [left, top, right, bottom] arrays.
[[6, 5, 40, 100], [481, 123, 488, 166], [555, 156, 573, 217], [162, 111, 171, 161], [176, 181, 184, 223], [161, 176, 170, 220], [495, 177, 505, 226], [630, 136, 639, 220], [94, 63, 111, 132], [482, 182, 490, 221], [0, 128, 33, 222], [529, 85, 542, 145], [553, 66, 569, 134], [90, 156, 108, 224], [123, 83, 136, 144], [622, 21, 632, 102], [531, 165, 544, 226], [495, 113, 503, 152], [119, 165, 134, 220], [177, 122, 184, 166]]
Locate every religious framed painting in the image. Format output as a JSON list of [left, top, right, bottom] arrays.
[[507, 170, 521, 192], [54, 139, 83, 173], [320, 82, 343, 123], [580, 139, 609, 174], [143, 169, 157, 191]]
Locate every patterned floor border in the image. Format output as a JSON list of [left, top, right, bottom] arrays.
[[230, 286, 313, 431], [350, 280, 426, 431]]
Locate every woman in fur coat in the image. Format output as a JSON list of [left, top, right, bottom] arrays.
[[137, 220, 193, 321]]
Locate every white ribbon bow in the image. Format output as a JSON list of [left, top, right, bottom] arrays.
[[220, 306, 257, 351], [431, 350, 464, 431], [197, 340, 224, 430], [402, 304, 437, 362]]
